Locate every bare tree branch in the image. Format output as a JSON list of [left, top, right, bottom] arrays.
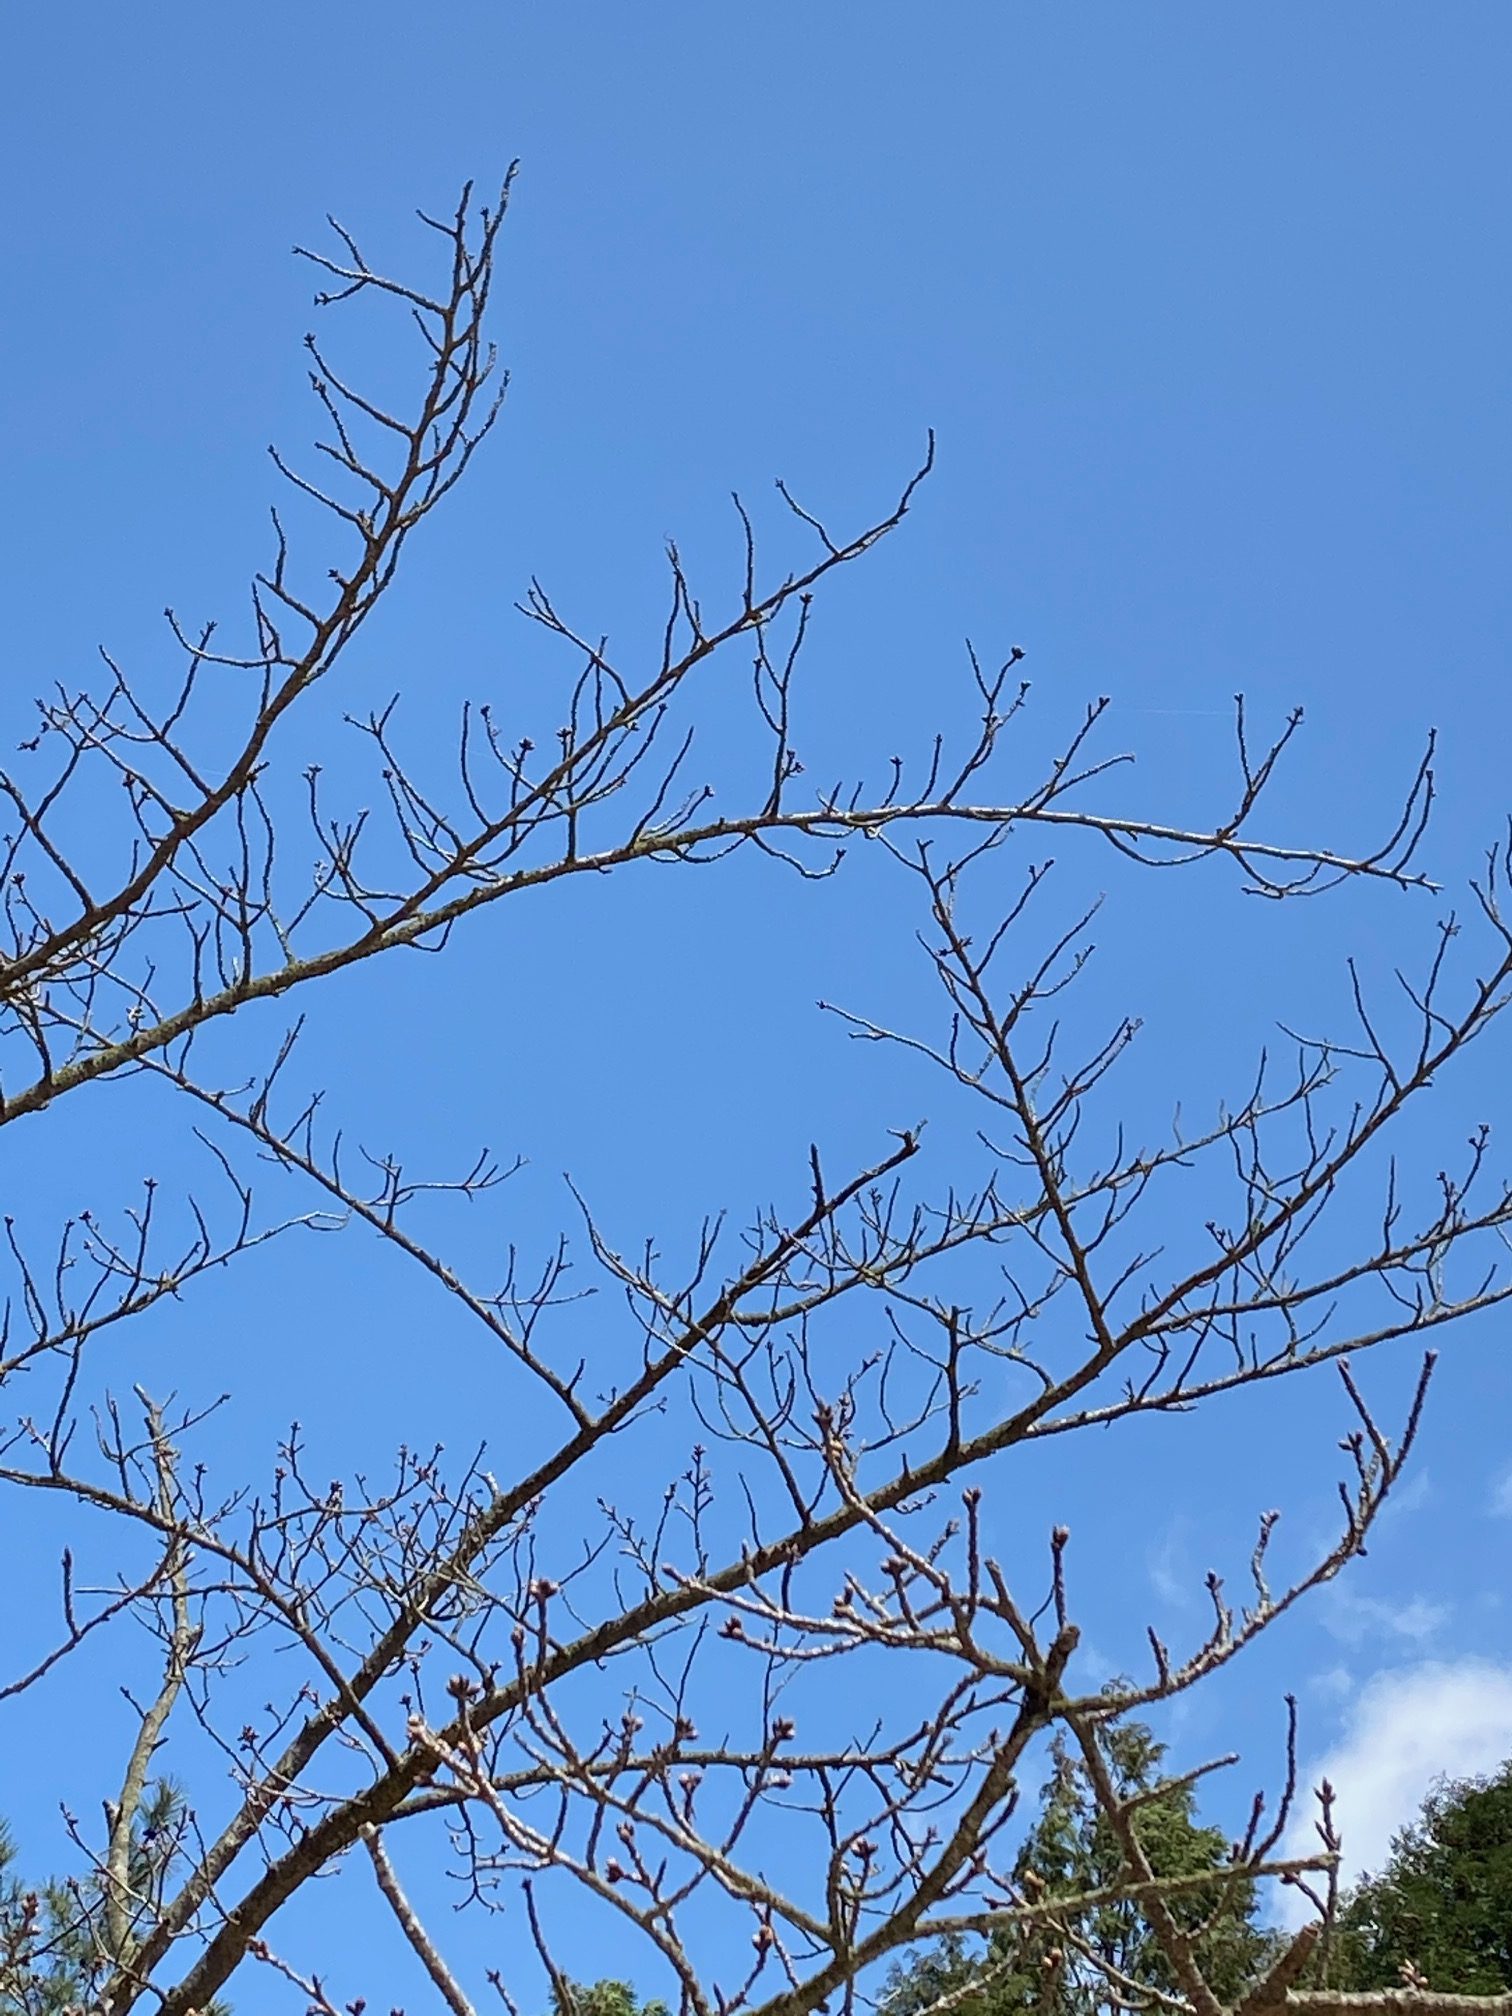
[[1, 183, 1506, 2016]]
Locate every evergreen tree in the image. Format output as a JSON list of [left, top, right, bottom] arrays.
[[1332, 1762, 1512, 1996], [1, 1814, 99, 2016], [883, 1719, 1271, 2016], [552, 1980, 672, 2016], [0, 1786, 230, 2016]]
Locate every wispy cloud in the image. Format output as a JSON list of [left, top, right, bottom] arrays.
[[1276, 1660, 1512, 1926], [1379, 1467, 1432, 1521], [1490, 1466, 1512, 1518], [1310, 1664, 1354, 1702], [1318, 1586, 1449, 1647], [1149, 1520, 1195, 1609]]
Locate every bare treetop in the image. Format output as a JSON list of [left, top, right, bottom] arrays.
[[1, 186, 1509, 2016]]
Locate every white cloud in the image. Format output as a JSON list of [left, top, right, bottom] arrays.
[[1318, 1586, 1449, 1647], [1310, 1664, 1354, 1702], [1490, 1466, 1512, 1518], [1379, 1467, 1432, 1520], [1149, 1520, 1195, 1609], [1276, 1659, 1512, 1927]]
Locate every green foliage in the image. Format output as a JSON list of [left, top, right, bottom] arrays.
[[0, 1786, 230, 2016], [1, 1814, 97, 2016], [1332, 1762, 1512, 1995], [883, 1718, 1272, 2016], [882, 1928, 1020, 2016], [552, 1980, 672, 2016]]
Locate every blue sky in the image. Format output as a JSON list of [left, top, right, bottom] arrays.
[[3, 2, 1512, 2004]]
